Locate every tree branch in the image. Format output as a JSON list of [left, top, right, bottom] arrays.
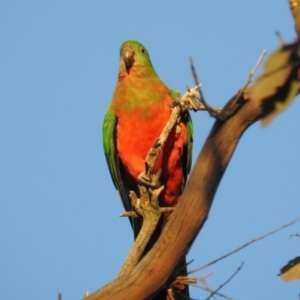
[[205, 263, 244, 300], [189, 216, 300, 274]]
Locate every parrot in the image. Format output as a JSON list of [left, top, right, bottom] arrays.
[[102, 40, 193, 298]]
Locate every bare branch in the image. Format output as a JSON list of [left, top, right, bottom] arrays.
[[190, 50, 266, 122], [175, 273, 234, 299], [218, 50, 267, 122], [190, 57, 221, 117], [190, 216, 300, 274], [290, 232, 300, 238], [205, 263, 244, 300], [275, 31, 286, 46], [198, 280, 233, 300]]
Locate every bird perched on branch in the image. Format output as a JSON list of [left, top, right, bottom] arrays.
[[103, 40, 193, 299]]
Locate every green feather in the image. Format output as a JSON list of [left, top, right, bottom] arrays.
[[169, 88, 193, 187], [102, 107, 132, 214], [102, 108, 117, 188]]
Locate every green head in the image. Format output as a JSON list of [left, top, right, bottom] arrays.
[[118, 40, 158, 78]]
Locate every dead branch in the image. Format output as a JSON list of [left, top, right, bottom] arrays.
[[190, 216, 300, 274], [190, 57, 221, 118], [205, 263, 244, 300], [195, 279, 233, 300], [290, 232, 300, 238]]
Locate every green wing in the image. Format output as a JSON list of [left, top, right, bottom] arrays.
[[103, 108, 141, 235], [182, 110, 193, 186], [102, 108, 132, 213], [169, 89, 193, 189]]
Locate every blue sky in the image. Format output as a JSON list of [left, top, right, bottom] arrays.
[[1, 1, 299, 299]]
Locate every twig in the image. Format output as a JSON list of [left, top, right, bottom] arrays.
[[200, 280, 233, 300], [190, 57, 221, 118], [199, 279, 217, 300], [275, 31, 286, 46], [205, 262, 244, 300], [170, 274, 233, 300], [191, 285, 233, 300], [233, 49, 267, 104], [190, 50, 266, 122], [249, 50, 267, 80], [217, 50, 267, 122], [167, 273, 232, 300], [290, 232, 300, 238], [189, 216, 300, 274], [177, 273, 233, 300]]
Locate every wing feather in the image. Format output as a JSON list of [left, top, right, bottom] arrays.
[[102, 108, 133, 219]]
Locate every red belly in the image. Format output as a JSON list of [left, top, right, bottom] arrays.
[[116, 106, 187, 206]]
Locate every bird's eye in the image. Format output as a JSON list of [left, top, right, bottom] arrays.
[[141, 48, 145, 54]]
